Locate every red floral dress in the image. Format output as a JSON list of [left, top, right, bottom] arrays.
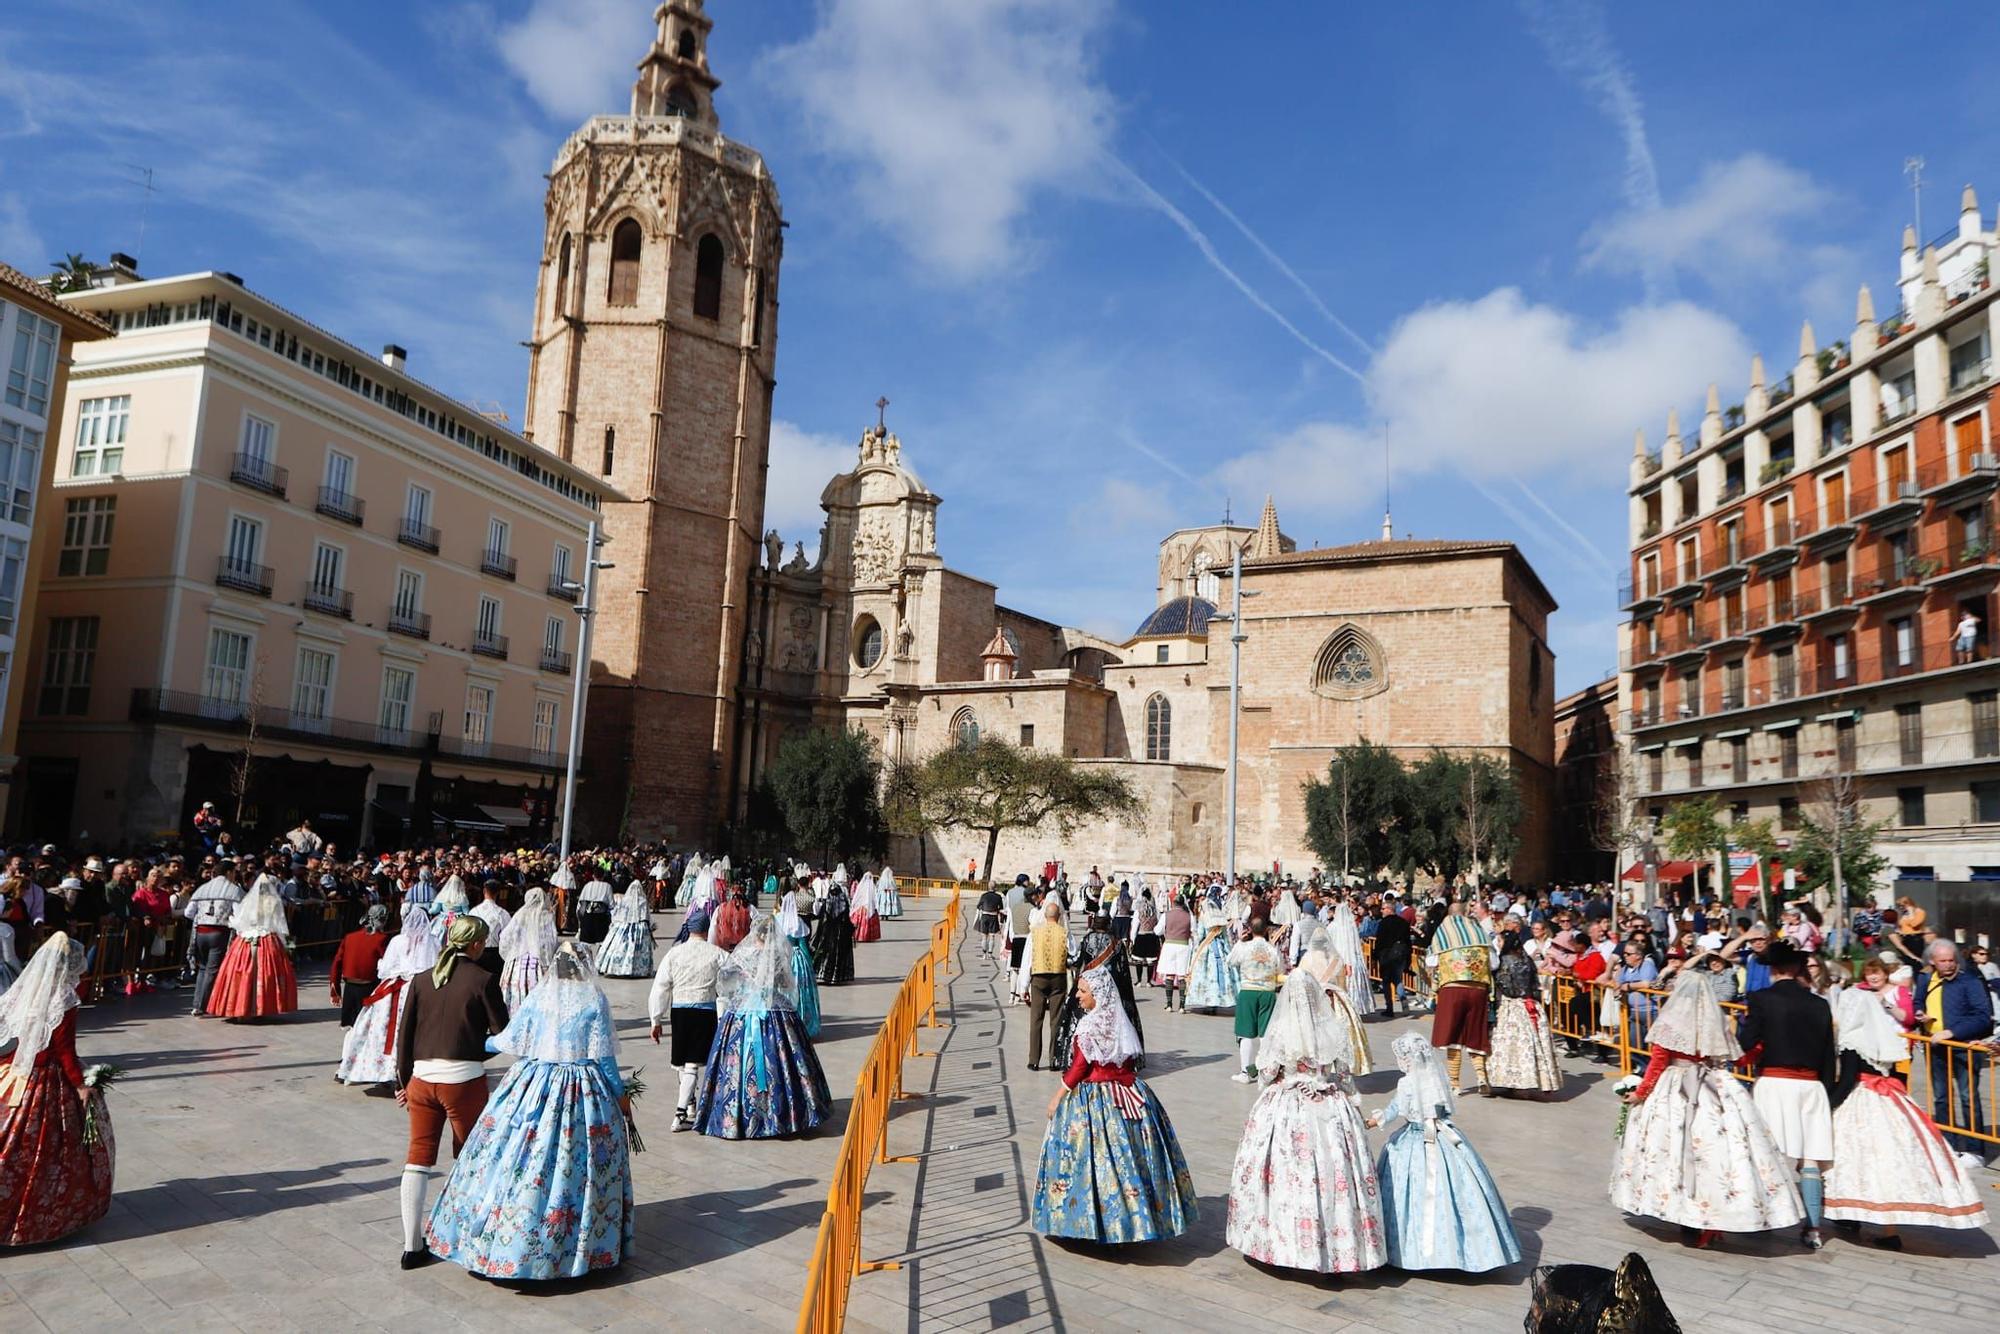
[[0, 1013, 115, 1245]]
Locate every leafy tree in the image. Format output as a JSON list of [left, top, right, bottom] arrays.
[[46, 253, 98, 294], [909, 738, 1141, 886], [1396, 750, 1463, 885], [1661, 796, 1730, 898], [1301, 740, 1404, 882], [763, 726, 884, 865], [1454, 751, 1523, 886], [881, 756, 937, 877]]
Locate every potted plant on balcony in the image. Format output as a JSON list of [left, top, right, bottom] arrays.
[[1725, 404, 1746, 429], [1963, 537, 1990, 563], [1759, 457, 1794, 485], [1639, 519, 1661, 540], [1911, 555, 1944, 581]]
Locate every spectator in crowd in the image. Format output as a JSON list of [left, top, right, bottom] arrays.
[[1914, 939, 1994, 1166]]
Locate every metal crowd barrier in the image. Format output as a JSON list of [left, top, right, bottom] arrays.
[[796, 890, 962, 1333]]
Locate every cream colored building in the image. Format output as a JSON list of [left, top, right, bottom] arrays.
[[20, 270, 615, 847], [0, 262, 112, 826], [740, 426, 1559, 882]]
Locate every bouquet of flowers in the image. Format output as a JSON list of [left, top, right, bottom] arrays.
[[80, 1063, 124, 1146], [622, 1066, 648, 1153], [1610, 1073, 1641, 1140]]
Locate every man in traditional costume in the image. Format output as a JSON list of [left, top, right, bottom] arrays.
[[1736, 940, 1836, 1250], [1426, 901, 1494, 1094], [650, 908, 726, 1132]]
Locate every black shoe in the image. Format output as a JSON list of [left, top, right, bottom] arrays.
[[1800, 1227, 1823, 1251], [672, 1112, 694, 1133], [1028, 1062, 1040, 1071], [399, 1249, 434, 1271]]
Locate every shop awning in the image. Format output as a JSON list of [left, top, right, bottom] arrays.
[[1733, 859, 1783, 887], [1622, 860, 1696, 883], [476, 803, 531, 830]]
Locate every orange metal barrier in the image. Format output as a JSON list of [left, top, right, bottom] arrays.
[[796, 890, 961, 1334]]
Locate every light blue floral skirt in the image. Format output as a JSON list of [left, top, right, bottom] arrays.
[[790, 937, 821, 1039], [425, 1059, 633, 1279], [879, 883, 903, 918], [1376, 1120, 1521, 1272], [1032, 1081, 1197, 1243], [595, 922, 654, 978], [696, 1006, 833, 1139], [1185, 937, 1238, 1011]]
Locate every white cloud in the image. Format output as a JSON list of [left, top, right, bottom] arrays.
[[1216, 289, 1751, 512], [1584, 153, 1838, 286], [491, 0, 651, 123], [1068, 476, 1173, 539], [764, 419, 855, 548], [0, 194, 44, 269], [764, 0, 1117, 280]]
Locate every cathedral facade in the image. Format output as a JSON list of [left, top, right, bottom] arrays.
[[534, 5, 1556, 880]]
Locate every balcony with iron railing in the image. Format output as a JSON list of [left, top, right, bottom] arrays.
[[129, 688, 563, 772], [215, 555, 273, 597], [315, 486, 365, 526], [472, 630, 509, 660], [302, 581, 353, 619], [480, 549, 518, 581], [228, 452, 288, 499], [387, 607, 431, 640], [547, 575, 579, 603], [539, 647, 574, 675], [397, 518, 440, 554]]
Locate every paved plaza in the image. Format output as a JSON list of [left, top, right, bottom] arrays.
[[4, 902, 1998, 1332]]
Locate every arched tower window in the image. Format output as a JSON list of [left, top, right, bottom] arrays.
[[608, 219, 642, 307], [1144, 694, 1172, 761], [750, 270, 766, 347], [1310, 623, 1388, 700], [694, 233, 724, 321], [552, 233, 572, 320], [951, 707, 980, 748], [663, 82, 697, 118], [601, 426, 615, 477], [1193, 551, 1218, 602], [676, 30, 697, 59]]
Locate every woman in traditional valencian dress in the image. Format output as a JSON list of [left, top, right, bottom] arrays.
[[1487, 930, 1562, 1096], [499, 887, 559, 1009], [0, 934, 115, 1246], [428, 874, 470, 945], [877, 866, 903, 920], [696, 913, 833, 1139], [850, 872, 882, 944], [1326, 898, 1377, 1020], [1294, 920, 1372, 1074], [779, 886, 821, 1039], [1032, 965, 1197, 1244], [1184, 906, 1238, 1013], [1227, 968, 1386, 1274], [1609, 967, 1803, 1246], [207, 874, 297, 1020], [595, 880, 655, 979], [338, 906, 438, 1086], [674, 854, 705, 909], [425, 942, 633, 1278], [1825, 985, 1989, 1246], [1369, 1032, 1521, 1273], [812, 877, 855, 986]]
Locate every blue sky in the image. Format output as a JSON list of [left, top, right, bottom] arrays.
[[5, 0, 1996, 694]]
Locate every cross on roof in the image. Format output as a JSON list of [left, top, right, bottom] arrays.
[[875, 396, 889, 430]]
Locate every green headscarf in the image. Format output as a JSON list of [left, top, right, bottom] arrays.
[[432, 914, 490, 989]]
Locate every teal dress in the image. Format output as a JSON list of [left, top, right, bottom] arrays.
[[1374, 1083, 1521, 1272]]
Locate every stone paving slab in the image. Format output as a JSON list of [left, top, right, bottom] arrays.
[[846, 933, 2000, 1333], [0, 901, 949, 1333]]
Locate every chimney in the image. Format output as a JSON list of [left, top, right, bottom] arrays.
[[99, 252, 141, 286], [381, 344, 408, 373]]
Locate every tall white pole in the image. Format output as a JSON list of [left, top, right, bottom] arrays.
[[1226, 541, 1245, 880], [558, 519, 599, 865]]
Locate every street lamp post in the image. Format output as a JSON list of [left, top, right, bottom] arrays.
[[558, 520, 612, 865], [1223, 541, 1256, 880]]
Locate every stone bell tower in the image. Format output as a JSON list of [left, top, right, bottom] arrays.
[[522, 0, 782, 845]]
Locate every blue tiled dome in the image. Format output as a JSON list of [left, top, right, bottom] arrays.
[[1134, 596, 1217, 638]]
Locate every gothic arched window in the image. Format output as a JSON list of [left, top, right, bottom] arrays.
[[1193, 551, 1218, 602], [663, 83, 697, 117], [608, 219, 642, 307], [693, 233, 724, 321], [676, 30, 697, 59], [1311, 622, 1388, 700], [1144, 693, 1172, 761], [951, 707, 980, 748], [750, 270, 766, 347], [553, 234, 572, 320]]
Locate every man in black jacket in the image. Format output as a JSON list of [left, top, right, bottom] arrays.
[[392, 915, 508, 1269], [1736, 941, 1835, 1250], [1372, 899, 1413, 1016]]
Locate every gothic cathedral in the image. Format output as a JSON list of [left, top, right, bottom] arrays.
[[522, 0, 781, 843]]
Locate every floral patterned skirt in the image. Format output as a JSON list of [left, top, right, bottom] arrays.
[[790, 938, 821, 1039], [594, 922, 654, 978], [696, 1007, 833, 1139], [1227, 1075, 1386, 1272], [852, 906, 881, 943], [425, 1058, 633, 1278], [0, 1065, 114, 1246], [1825, 1076, 1990, 1228], [1032, 1080, 1197, 1244], [1609, 1063, 1803, 1232], [1487, 996, 1562, 1092], [337, 978, 403, 1084], [208, 936, 297, 1018], [878, 885, 903, 918], [501, 952, 547, 1011], [1185, 938, 1238, 1011]]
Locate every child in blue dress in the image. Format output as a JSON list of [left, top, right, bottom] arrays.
[[1368, 1031, 1521, 1273], [425, 942, 634, 1279]]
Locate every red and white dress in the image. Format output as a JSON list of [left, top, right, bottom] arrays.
[[0, 1013, 114, 1245], [207, 931, 298, 1018]]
